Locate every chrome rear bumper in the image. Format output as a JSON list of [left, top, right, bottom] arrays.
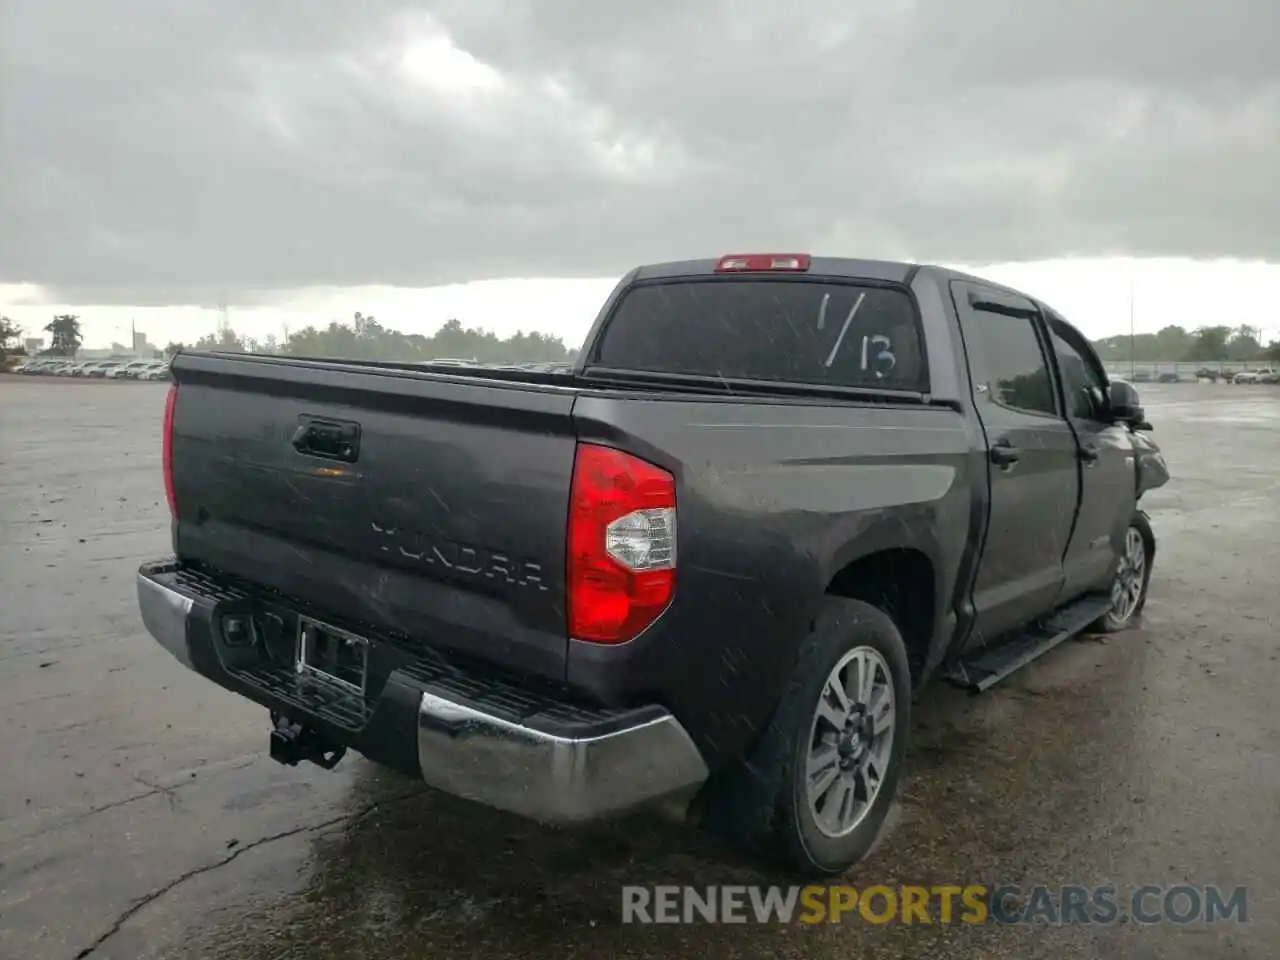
[[138, 567, 708, 823], [416, 690, 708, 823]]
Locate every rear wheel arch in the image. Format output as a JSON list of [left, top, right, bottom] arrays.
[[826, 547, 937, 688]]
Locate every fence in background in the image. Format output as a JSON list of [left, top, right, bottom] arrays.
[[1103, 360, 1275, 380]]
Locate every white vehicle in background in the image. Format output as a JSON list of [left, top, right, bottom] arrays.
[[1233, 368, 1275, 384], [137, 362, 172, 380], [420, 357, 478, 367], [86, 360, 125, 378], [14, 359, 56, 373], [106, 360, 153, 378]]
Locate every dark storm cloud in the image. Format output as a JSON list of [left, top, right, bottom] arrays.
[[2, 0, 1277, 304]]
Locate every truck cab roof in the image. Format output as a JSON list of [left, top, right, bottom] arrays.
[[630, 255, 1043, 304]]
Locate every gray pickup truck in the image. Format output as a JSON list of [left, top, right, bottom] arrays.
[[137, 253, 1168, 876]]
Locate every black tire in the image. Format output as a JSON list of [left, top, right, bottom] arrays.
[[703, 597, 913, 877], [1088, 510, 1155, 633]]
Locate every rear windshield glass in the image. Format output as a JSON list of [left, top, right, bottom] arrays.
[[592, 279, 927, 391]]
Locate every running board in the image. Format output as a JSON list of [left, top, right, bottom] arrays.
[[943, 593, 1114, 693]]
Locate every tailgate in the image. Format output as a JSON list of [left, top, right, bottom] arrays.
[[168, 355, 577, 682]]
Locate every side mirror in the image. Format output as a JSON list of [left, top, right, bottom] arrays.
[[1106, 378, 1144, 424]]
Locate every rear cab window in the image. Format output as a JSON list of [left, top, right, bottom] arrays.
[[589, 278, 928, 393]]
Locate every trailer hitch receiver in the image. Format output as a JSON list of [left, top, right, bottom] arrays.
[[269, 712, 347, 770]]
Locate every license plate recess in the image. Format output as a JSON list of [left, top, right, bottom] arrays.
[[296, 616, 369, 695]]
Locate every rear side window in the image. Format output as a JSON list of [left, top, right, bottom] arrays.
[[957, 298, 1057, 416], [592, 280, 927, 392]]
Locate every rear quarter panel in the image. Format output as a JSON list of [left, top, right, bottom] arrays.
[[567, 392, 974, 764]]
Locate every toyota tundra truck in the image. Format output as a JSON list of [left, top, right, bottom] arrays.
[[136, 253, 1169, 876]]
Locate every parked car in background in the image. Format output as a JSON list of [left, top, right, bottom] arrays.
[[86, 361, 125, 378], [108, 359, 157, 378], [131, 360, 167, 378], [1234, 368, 1275, 384], [418, 358, 478, 368], [1257, 370, 1280, 384], [128, 360, 168, 378], [14, 359, 60, 374], [138, 362, 172, 380], [1156, 372, 1180, 383], [1193, 368, 1220, 382]]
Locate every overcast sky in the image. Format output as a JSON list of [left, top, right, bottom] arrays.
[[3, 1, 1279, 345]]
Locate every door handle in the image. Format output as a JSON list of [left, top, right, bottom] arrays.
[[291, 417, 361, 463], [990, 442, 1021, 467], [1079, 443, 1100, 464]]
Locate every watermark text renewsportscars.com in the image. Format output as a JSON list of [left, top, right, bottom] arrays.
[[621, 884, 1249, 925]]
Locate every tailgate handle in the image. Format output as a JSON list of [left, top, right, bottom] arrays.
[[292, 417, 360, 463]]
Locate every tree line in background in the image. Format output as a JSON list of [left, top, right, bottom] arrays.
[[165, 312, 577, 363], [0, 312, 577, 364], [3, 312, 1279, 365], [1093, 324, 1280, 364]]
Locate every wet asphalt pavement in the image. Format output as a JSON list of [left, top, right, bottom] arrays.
[[1, 376, 1277, 959]]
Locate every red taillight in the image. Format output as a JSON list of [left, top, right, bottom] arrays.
[[162, 383, 178, 520], [714, 253, 811, 273], [567, 443, 677, 644]]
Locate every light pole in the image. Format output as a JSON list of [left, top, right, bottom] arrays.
[[1128, 278, 1136, 379]]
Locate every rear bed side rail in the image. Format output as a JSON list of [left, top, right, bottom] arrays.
[[171, 350, 581, 405]]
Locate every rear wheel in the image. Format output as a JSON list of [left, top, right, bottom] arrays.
[[1089, 511, 1155, 633], [704, 597, 912, 877]]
